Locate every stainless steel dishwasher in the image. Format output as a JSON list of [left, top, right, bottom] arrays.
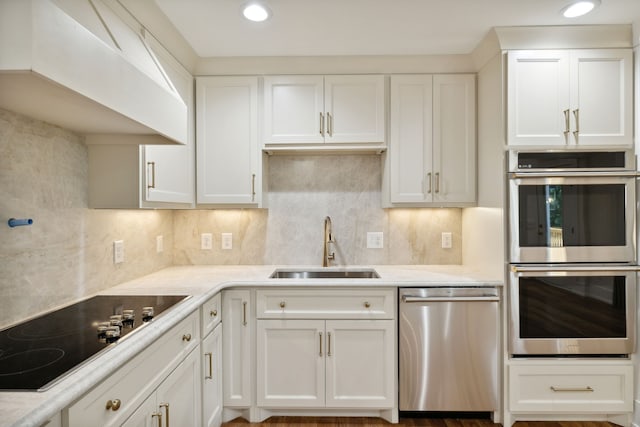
[[399, 287, 499, 411]]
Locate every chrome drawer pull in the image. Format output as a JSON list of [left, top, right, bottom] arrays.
[[105, 399, 121, 411], [550, 386, 594, 392]]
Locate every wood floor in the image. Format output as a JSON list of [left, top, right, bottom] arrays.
[[222, 416, 618, 427]]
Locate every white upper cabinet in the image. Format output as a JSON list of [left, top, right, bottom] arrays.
[[263, 75, 385, 149], [387, 74, 476, 207], [88, 37, 194, 208], [507, 49, 632, 147], [196, 76, 262, 207]]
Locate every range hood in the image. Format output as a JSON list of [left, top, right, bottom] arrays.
[[0, 0, 187, 145]]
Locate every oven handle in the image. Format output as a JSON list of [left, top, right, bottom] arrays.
[[402, 296, 500, 303], [509, 171, 640, 179], [511, 265, 640, 273]]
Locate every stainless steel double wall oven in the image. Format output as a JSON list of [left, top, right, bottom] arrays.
[[508, 149, 637, 356]]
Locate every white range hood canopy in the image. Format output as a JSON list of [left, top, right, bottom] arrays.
[[0, 0, 188, 145]]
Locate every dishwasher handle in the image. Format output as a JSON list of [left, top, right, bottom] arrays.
[[402, 295, 500, 303]]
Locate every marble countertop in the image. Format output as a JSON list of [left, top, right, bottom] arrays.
[[0, 264, 502, 427]]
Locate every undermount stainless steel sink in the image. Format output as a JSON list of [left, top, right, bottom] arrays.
[[269, 268, 380, 279]]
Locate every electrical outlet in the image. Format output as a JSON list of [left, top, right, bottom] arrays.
[[441, 232, 452, 249], [221, 233, 232, 250], [113, 240, 124, 264], [156, 235, 163, 253], [201, 233, 213, 250], [367, 232, 384, 249]]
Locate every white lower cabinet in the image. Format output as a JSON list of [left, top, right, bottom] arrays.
[[123, 348, 201, 427], [202, 323, 223, 427], [507, 361, 633, 425], [255, 289, 395, 412], [222, 290, 253, 407], [65, 311, 200, 427]]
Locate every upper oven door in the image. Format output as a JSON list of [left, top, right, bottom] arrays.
[[509, 172, 636, 263]]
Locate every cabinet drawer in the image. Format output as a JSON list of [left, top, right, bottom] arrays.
[[67, 310, 200, 427], [202, 292, 221, 336], [509, 363, 633, 413], [256, 289, 394, 319]]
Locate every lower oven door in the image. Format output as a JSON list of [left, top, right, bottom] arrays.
[[509, 265, 636, 356]]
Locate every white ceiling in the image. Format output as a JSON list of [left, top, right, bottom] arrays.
[[145, 0, 640, 57]]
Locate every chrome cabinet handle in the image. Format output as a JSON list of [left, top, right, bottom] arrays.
[[242, 301, 247, 326], [279, 301, 286, 308], [210, 309, 217, 317], [147, 161, 156, 190], [327, 332, 332, 356], [550, 386, 593, 392], [182, 333, 192, 342], [205, 352, 213, 379], [319, 332, 323, 356], [327, 112, 333, 137], [105, 399, 121, 411], [251, 173, 256, 202], [427, 172, 432, 194], [572, 108, 580, 141], [435, 172, 440, 193], [319, 112, 325, 136], [159, 403, 170, 427], [563, 109, 570, 143], [152, 412, 162, 427]]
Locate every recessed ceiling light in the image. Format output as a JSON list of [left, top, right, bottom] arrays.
[[561, 0, 601, 18], [242, 3, 270, 22]]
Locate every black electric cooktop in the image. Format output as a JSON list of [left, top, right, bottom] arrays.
[[0, 295, 188, 391]]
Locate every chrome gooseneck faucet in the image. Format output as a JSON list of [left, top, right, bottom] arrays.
[[323, 216, 335, 267]]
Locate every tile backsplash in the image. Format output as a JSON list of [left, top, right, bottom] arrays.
[[173, 155, 462, 265], [0, 109, 462, 327]]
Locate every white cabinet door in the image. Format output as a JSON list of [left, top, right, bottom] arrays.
[[223, 290, 253, 407], [569, 49, 632, 146], [324, 75, 385, 144], [507, 49, 632, 147], [325, 320, 395, 408], [123, 349, 201, 427], [264, 75, 385, 145], [507, 50, 569, 146], [433, 74, 476, 203], [196, 76, 261, 206], [202, 324, 223, 427], [257, 319, 325, 408], [155, 348, 201, 427], [143, 41, 195, 205], [388, 74, 475, 206], [263, 75, 325, 144], [390, 75, 433, 203], [121, 395, 158, 427]]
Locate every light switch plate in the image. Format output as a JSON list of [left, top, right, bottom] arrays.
[[113, 240, 124, 264], [201, 233, 213, 250], [441, 232, 452, 249], [367, 232, 384, 249], [221, 233, 232, 250]]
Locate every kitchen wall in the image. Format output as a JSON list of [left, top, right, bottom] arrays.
[[174, 155, 462, 265], [0, 108, 463, 328], [0, 109, 173, 328]]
